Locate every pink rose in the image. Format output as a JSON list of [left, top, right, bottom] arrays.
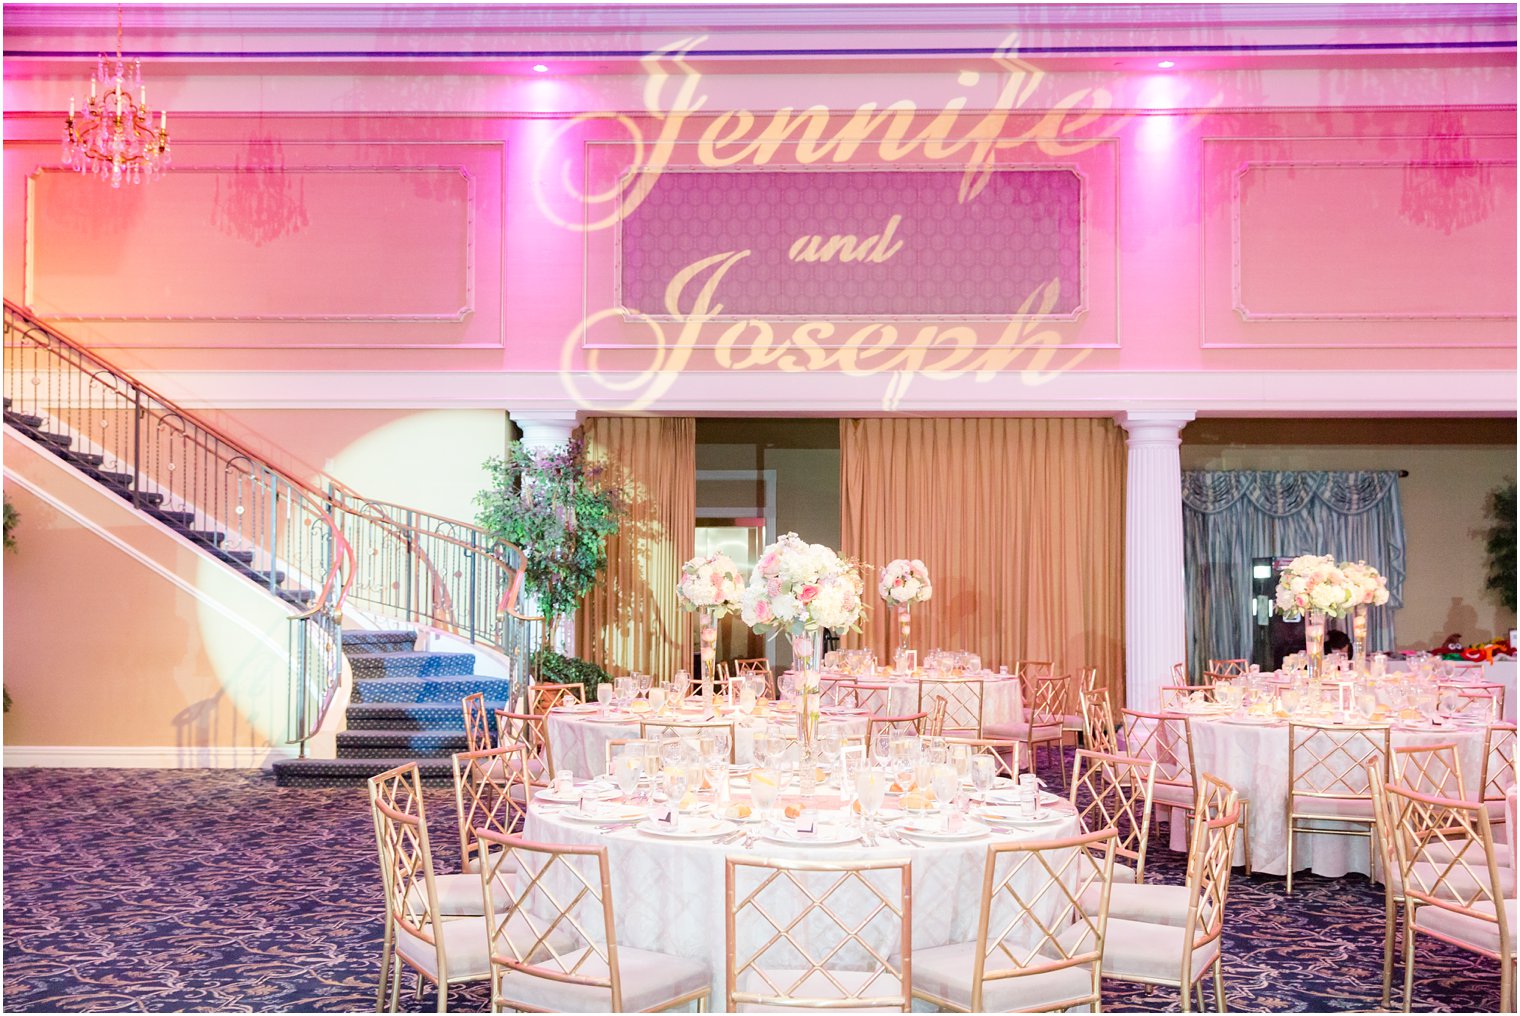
[[797, 584, 820, 603], [754, 600, 772, 621], [767, 578, 782, 596]]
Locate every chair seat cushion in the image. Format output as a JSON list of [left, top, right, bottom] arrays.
[[1152, 782, 1195, 809], [420, 870, 513, 916], [1290, 794, 1375, 821], [1079, 882, 1192, 928], [733, 968, 907, 1011], [1113, 862, 1137, 885], [1414, 898, 1518, 958], [395, 909, 577, 982], [985, 720, 1065, 741], [1075, 916, 1221, 983], [496, 944, 709, 1012], [1393, 860, 1517, 901], [912, 940, 1097, 1011]]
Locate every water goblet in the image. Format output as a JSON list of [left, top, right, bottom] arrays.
[[855, 767, 887, 832], [636, 671, 653, 698], [750, 767, 781, 822], [950, 743, 973, 781], [596, 682, 613, 714], [648, 687, 668, 715], [971, 754, 996, 800], [663, 766, 690, 815], [931, 763, 960, 826], [614, 753, 641, 799]]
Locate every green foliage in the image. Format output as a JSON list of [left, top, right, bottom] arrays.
[[3, 496, 18, 552], [474, 438, 627, 642], [1484, 479, 1517, 614], [532, 649, 612, 690]]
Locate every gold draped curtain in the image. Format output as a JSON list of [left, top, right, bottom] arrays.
[[839, 417, 1126, 703], [575, 416, 695, 679]]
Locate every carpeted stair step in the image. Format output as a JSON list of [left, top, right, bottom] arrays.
[[342, 630, 418, 653], [58, 448, 106, 468], [278, 588, 316, 605], [232, 564, 287, 587], [346, 650, 477, 680], [150, 508, 199, 527], [271, 755, 455, 788], [179, 528, 227, 546], [5, 411, 43, 429], [35, 431, 71, 448], [348, 676, 510, 704], [345, 701, 471, 732], [335, 729, 472, 759], [213, 547, 256, 565]]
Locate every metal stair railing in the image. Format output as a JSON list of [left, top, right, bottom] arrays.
[[3, 300, 539, 750]]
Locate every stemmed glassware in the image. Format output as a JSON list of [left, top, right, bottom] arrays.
[[855, 767, 886, 834], [750, 767, 781, 823], [596, 682, 613, 715], [614, 753, 641, 800], [931, 763, 960, 828], [970, 755, 996, 801], [636, 672, 653, 699]]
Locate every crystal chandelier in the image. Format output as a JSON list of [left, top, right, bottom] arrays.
[[1401, 112, 1494, 235], [61, 5, 171, 188]]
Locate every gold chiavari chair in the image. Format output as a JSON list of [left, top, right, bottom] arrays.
[[945, 736, 1022, 780], [1207, 659, 1251, 680], [1062, 668, 1099, 747], [1386, 785, 1516, 1013], [726, 855, 912, 1011], [836, 679, 891, 715], [1013, 660, 1054, 682], [1070, 750, 1157, 886], [475, 830, 711, 1012], [528, 681, 583, 714], [495, 709, 553, 788], [1171, 661, 1189, 686], [604, 737, 641, 777], [1286, 721, 1390, 894], [1121, 708, 1198, 826], [923, 697, 949, 738], [1438, 681, 1506, 720], [1097, 791, 1240, 1013], [819, 674, 853, 708], [918, 677, 986, 737], [1481, 722, 1517, 833], [462, 692, 493, 753], [640, 719, 738, 763], [716, 660, 735, 696], [1198, 772, 1251, 876], [986, 674, 1069, 784], [733, 658, 776, 697], [453, 744, 533, 875], [1079, 687, 1120, 756], [1160, 684, 1214, 713], [369, 762, 505, 1012], [912, 828, 1118, 1012], [867, 712, 928, 742]]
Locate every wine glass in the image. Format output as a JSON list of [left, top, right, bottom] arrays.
[[971, 755, 996, 800], [738, 681, 758, 716], [1355, 688, 1378, 723], [596, 682, 613, 714], [872, 729, 893, 769], [750, 767, 781, 822], [636, 671, 653, 698], [950, 743, 973, 781], [648, 687, 668, 715], [1279, 686, 1301, 716], [855, 767, 886, 831], [663, 766, 689, 816], [614, 753, 641, 799], [671, 670, 690, 707], [708, 729, 732, 771], [931, 763, 960, 825]]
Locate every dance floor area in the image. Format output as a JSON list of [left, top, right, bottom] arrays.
[[0, 766, 1502, 1014]]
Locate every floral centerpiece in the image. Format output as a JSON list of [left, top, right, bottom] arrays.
[[740, 533, 866, 747], [878, 558, 932, 661], [1274, 555, 1389, 676], [675, 552, 746, 698]]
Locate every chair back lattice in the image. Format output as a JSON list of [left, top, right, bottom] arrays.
[[969, 829, 1117, 1013], [474, 829, 626, 1009], [1392, 742, 1467, 800], [1438, 681, 1507, 721], [1028, 674, 1071, 728], [946, 737, 1022, 779], [922, 697, 949, 738], [529, 682, 583, 713], [369, 763, 445, 969], [725, 855, 913, 1012], [1482, 723, 1517, 804], [453, 744, 533, 872], [1183, 795, 1240, 970], [1385, 784, 1510, 960], [867, 713, 928, 742], [734, 659, 776, 697], [918, 678, 984, 737], [603, 738, 641, 777], [1288, 722, 1390, 804], [1159, 684, 1213, 713], [1120, 709, 1194, 793], [1013, 660, 1054, 682], [1078, 688, 1119, 755], [1207, 659, 1251, 680], [463, 692, 493, 753], [1069, 750, 1157, 883], [496, 709, 554, 784], [640, 720, 738, 763], [1171, 661, 1188, 685]]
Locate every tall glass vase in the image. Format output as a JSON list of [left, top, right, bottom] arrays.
[[699, 609, 718, 700], [896, 604, 912, 663], [1305, 610, 1327, 681], [1352, 604, 1370, 676], [793, 631, 822, 753]]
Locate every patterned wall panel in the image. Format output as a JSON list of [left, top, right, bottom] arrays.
[[616, 167, 1084, 320]]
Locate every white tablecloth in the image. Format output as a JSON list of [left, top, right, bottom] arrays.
[[1386, 659, 1517, 722], [547, 708, 870, 779], [525, 800, 1081, 1006], [817, 671, 1024, 730], [1182, 717, 1490, 877]]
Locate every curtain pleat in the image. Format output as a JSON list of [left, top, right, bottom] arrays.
[[575, 417, 695, 679], [839, 418, 1127, 704], [1181, 470, 1407, 677]]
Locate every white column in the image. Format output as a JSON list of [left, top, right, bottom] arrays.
[[511, 410, 579, 452], [1118, 411, 1195, 711], [507, 410, 581, 653]]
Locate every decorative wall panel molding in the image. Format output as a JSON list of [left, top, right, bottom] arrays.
[[615, 166, 1086, 321], [26, 165, 475, 322], [1232, 161, 1517, 322]]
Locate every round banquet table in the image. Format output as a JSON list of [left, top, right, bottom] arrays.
[[546, 706, 870, 780], [524, 790, 1081, 1008], [816, 670, 1024, 727], [1178, 715, 1490, 877]]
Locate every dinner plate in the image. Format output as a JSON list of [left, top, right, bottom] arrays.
[[554, 703, 601, 714], [1217, 715, 1284, 727], [559, 804, 646, 824], [976, 807, 1070, 828], [979, 789, 1063, 807], [891, 817, 991, 840], [535, 784, 622, 805], [760, 824, 862, 847], [635, 817, 737, 840], [586, 713, 637, 724]]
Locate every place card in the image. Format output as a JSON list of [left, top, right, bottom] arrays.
[[653, 805, 675, 826], [796, 814, 817, 836]]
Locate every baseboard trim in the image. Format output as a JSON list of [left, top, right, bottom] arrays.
[[2, 745, 300, 769]]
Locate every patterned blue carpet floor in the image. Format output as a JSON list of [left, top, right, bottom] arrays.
[[1, 768, 1504, 1013]]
